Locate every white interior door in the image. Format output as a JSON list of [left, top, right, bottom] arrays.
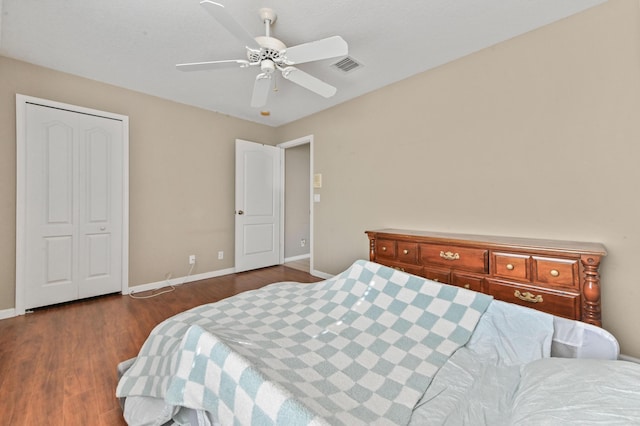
[[21, 101, 124, 309], [235, 139, 281, 273]]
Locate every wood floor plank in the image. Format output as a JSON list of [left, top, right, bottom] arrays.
[[63, 389, 98, 425], [0, 265, 321, 424], [64, 358, 94, 398], [27, 368, 66, 425], [0, 384, 20, 425]]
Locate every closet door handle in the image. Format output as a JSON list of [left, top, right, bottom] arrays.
[[237, 210, 244, 215]]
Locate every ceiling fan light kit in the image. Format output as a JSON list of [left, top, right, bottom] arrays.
[[176, 1, 348, 108]]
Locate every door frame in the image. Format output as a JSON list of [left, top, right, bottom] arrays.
[[277, 135, 314, 273], [15, 94, 130, 315]]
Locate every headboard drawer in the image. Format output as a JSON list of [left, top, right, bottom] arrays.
[[485, 279, 579, 320], [419, 243, 488, 273], [375, 239, 396, 259]]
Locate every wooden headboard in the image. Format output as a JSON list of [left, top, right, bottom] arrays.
[[365, 229, 607, 326]]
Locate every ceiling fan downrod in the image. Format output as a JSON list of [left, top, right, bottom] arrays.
[[258, 8, 276, 38]]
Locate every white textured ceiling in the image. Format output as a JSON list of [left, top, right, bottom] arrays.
[[0, 0, 606, 126]]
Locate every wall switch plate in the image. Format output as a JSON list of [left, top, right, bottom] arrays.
[[313, 173, 322, 188], [218, 251, 224, 260], [189, 254, 196, 265]]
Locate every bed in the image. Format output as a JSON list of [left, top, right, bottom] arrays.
[[116, 259, 640, 425]]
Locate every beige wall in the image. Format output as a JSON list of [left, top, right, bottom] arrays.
[[277, 0, 640, 357], [0, 56, 277, 309]]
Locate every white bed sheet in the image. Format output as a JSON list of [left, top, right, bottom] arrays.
[[512, 357, 640, 425], [409, 300, 639, 426]]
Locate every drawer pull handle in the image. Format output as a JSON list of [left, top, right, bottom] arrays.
[[440, 251, 460, 261], [550, 269, 559, 277], [393, 266, 405, 272], [382, 247, 387, 251], [464, 284, 470, 289], [403, 249, 409, 255], [514, 290, 543, 304], [433, 278, 439, 282], [506, 264, 514, 270]]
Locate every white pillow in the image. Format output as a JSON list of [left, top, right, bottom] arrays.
[[551, 315, 619, 359]]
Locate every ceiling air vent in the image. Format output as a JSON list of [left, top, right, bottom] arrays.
[[331, 56, 362, 73]]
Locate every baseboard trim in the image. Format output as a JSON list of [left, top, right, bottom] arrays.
[[127, 267, 236, 295], [310, 269, 333, 280], [0, 308, 17, 320], [619, 354, 640, 364], [284, 254, 311, 263]]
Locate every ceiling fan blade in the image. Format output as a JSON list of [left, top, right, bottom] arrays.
[[200, 1, 261, 51], [282, 36, 348, 65], [176, 59, 250, 71], [281, 67, 337, 98], [250, 73, 272, 108]]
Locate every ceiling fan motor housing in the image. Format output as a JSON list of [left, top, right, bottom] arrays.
[[249, 36, 286, 63]]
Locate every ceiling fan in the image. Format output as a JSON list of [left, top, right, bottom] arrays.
[[176, 1, 349, 108]]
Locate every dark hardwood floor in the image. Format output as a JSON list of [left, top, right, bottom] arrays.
[[0, 265, 321, 426]]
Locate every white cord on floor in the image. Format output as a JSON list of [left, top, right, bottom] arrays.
[[129, 262, 196, 299]]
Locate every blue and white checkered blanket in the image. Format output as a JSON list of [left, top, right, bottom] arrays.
[[117, 260, 492, 425]]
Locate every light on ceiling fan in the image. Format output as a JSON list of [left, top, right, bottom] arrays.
[[260, 111, 271, 116]]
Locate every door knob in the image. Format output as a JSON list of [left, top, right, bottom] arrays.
[[238, 210, 244, 215]]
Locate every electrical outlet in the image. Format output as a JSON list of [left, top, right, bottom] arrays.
[[300, 239, 306, 247], [189, 254, 196, 265], [218, 251, 224, 260]]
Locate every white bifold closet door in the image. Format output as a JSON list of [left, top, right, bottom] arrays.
[[23, 102, 124, 309]]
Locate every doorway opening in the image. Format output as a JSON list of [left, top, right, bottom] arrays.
[[278, 136, 313, 274]]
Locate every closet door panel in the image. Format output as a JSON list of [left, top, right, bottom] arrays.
[[25, 108, 79, 308], [78, 119, 122, 298]]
